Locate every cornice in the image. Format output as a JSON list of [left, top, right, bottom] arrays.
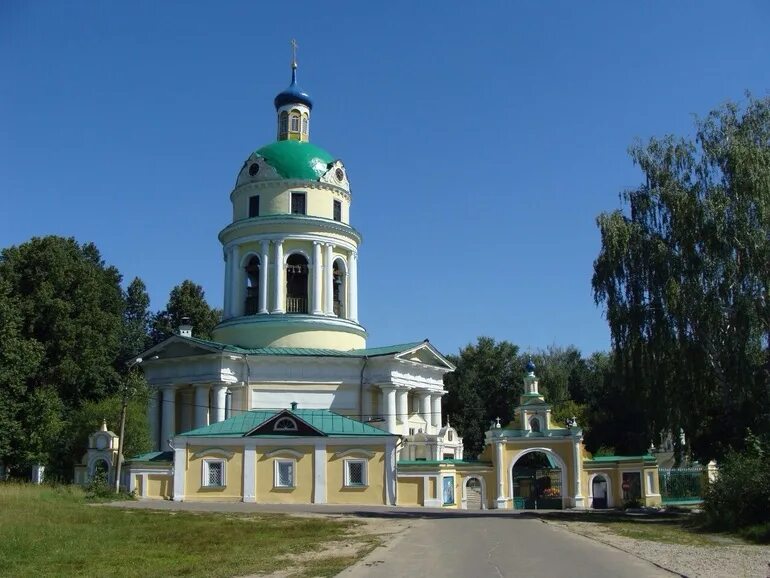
[[215, 313, 368, 337], [230, 179, 351, 203], [219, 215, 362, 246]]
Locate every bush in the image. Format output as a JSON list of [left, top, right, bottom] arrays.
[[703, 435, 770, 536], [85, 470, 113, 500]]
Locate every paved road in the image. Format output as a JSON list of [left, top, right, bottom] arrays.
[[339, 515, 673, 578]]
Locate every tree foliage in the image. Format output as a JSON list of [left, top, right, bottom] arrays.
[[151, 280, 221, 344], [443, 337, 523, 457], [593, 96, 770, 460], [118, 277, 151, 365]]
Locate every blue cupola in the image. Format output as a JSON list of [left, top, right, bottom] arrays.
[[274, 47, 313, 111], [526, 357, 536, 374]]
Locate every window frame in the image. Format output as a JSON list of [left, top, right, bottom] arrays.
[[290, 114, 300, 132], [273, 417, 298, 432], [343, 458, 368, 488], [333, 199, 342, 222], [274, 459, 296, 489], [248, 195, 260, 218], [202, 458, 226, 488], [290, 192, 306, 215]]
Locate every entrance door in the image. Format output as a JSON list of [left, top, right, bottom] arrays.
[[592, 476, 608, 509], [465, 478, 482, 510]]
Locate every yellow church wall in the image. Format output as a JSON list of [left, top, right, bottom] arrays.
[[326, 448, 387, 505], [213, 323, 366, 350], [396, 477, 423, 506], [185, 446, 244, 501], [256, 446, 314, 504], [230, 186, 348, 222], [145, 474, 172, 499]]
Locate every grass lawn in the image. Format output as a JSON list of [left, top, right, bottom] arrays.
[[601, 519, 735, 546], [0, 483, 378, 577]]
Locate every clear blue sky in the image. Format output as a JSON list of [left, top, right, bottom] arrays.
[[2, 1, 768, 357]]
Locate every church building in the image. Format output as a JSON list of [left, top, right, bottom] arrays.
[[122, 48, 662, 511]]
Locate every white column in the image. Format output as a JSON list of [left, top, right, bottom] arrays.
[[223, 248, 232, 318], [258, 240, 269, 314], [572, 436, 585, 508], [420, 392, 432, 433], [324, 243, 334, 314], [194, 385, 209, 429], [397, 388, 409, 436], [432, 395, 443, 430], [211, 385, 227, 423], [385, 440, 396, 506], [229, 245, 241, 317], [312, 241, 323, 314], [272, 240, 284, 313], [382, 386, 397, 434], [243, 444, 256, 503], [161, 386, 176, 451], [313, 442, 327, 504], [179, 389, 193, 434], [349, 250, 358, 322], [495, 441, 507, 509], [172, 442, 186, 502], [147, 389, 160, 451]]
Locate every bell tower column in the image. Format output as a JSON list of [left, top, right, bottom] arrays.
[[324, 243, 334, 314], [312, 241, 323, 314], [349, 251, 358, 322], [272, 240, 285, 313], [258, 240, 270, 314]]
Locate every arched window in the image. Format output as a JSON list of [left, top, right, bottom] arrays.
[[529, 417, 541, 433], [301, 115, 308, 134], [245, 256, 260, 315], [289, 111, 300, 133], [279, 111, 288, 135], [332, 259, 346, 317], [274, 417, 298, 431], [286, 254, 308, 313]]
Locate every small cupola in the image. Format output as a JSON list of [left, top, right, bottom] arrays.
[[275, 39, 312, 142]]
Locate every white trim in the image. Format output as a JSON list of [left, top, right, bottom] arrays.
[[460, 475, 487, 510], [313, 443, 326, 504], [343, 458, 368, 487], [173, 445, 186, 501], [243, 445, 256, 502], [191, 448, 234, 459], [587, 473, 612, 509], [239, 251, 261, 268], [284, 248, 310, 264], [265, 448, 305, 459], [222, 231, 359, 254], [385, 440, 396, 505], [201, 458, 226, 488], [274, 458, 295, 488], [333, 449, 375, 459]]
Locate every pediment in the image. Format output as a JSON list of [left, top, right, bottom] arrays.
[[135, 336, 224, 363], [245, 410, 324, 437], [395, 342, 455, 370]]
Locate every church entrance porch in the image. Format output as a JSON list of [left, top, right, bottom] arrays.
[[511, 451, 563, 510]]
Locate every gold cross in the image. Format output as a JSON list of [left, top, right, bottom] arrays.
[[291, 39, 298, 68]]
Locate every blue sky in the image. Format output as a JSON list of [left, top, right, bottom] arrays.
[[2, 1, 768, 357]]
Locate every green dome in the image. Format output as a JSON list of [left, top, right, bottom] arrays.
[[255, 141, 335, 181]]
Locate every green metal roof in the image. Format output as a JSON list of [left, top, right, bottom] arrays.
[[126, 451, 173, 463], [182, 336, 425, 358], [397, 460, 493, 467], [255, 140, 335, 180], [181, 408, 395, 438], [585, 455, 657, 463]]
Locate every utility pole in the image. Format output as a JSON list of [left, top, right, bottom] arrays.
[[115, 357, 142, 493]]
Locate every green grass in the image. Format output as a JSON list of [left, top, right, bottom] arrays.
[[0, 483, 377, 577], [601, 520, 733, 546]]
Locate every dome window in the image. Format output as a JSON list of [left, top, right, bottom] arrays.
[[333, 200, 341, 222], [290, 112, 300, 133], [333, 259, 346, 318], [301, 115, 308, 134], [248, 163, 260, 177], [279, 112, 288, 137], [248, 195, 259, 218], [529, 417, 541, 433], [291, 192, 306, 215]]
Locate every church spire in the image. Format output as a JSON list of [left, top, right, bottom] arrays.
[[274, 39, 312, 142]]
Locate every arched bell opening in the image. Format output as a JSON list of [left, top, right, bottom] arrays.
[[245, 256, 260, 315], [286, 253, 309, 314], [333, 258, 347, 318]]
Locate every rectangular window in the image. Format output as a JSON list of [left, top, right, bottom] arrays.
[[249, 195, 259, 218], [275, 460, 294, 488], [203, 460, 225, 487], [333, 200, 341, 222], [622, 471, 642, 502], [290, 115, 300, 132], [344, 459, 367, 487], [442, 475, 455, 505], [291, 192, 306, 215]]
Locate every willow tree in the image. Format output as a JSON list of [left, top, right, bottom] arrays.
[[593, 96, 770, 461]]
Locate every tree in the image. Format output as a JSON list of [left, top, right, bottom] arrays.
[[443, 337, 523, 457], [592, 96, 770, 460], [0, 236, 125, 408], [118, 277, 151, 364], [151, 280, 221, 344]]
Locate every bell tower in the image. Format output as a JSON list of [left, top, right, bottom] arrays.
[[212, 45, 365, 350]]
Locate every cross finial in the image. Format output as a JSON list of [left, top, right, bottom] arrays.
[[291, 39, 298, 69]]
